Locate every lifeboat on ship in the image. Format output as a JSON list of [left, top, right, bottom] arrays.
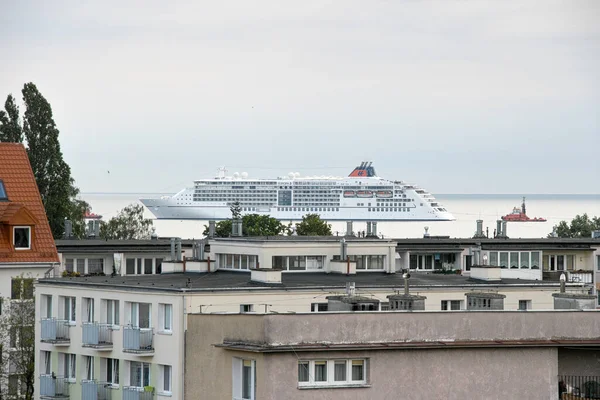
[[357, 190, 373, 198], [343, 190, 356, 197], [501, 197, 547, 222], [376, 190, 393, 198]]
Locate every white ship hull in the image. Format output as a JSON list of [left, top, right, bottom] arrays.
[[140, 163, 455, 222]]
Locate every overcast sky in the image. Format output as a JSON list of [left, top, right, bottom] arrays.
[[1, 0, 598, 194]]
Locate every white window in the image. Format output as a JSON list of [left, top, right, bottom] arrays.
[[105, 358, 119, 386], [311, 303, 328, 312], [62, 296, 76, 323], [240, 304, 253, 313], [161, 365, 172, 394], [13, 226, 31, 249], [130, 361, 150, 388], [159, 304, 172, 332], [64, 353, 76, 381], [129, 302, 151, 329], [83, 298, 94, 323], [41, 350, 51, 375], [105, 300, 120, 326], [441, 300, 462, 311], [42, 295, 53, 318], [518, 300, 531, 311], [83, 355, 94, 381], [298, 359, 367, 387], [232, 358, 255, 400]]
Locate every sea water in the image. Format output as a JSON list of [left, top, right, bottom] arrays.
[[81, 193, 600, 240]]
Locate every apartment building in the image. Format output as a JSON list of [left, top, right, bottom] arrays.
[[187, 311, 600, 400], [0, 143, 60, 398]]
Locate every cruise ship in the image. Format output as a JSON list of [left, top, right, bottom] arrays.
[[140, 162, 454, 221]]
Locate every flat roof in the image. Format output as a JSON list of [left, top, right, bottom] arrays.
[[217, 338, 600, 353], [55, 238, 195, 253], [37, 270, 573, 293]]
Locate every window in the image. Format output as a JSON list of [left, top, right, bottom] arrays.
[[0, 180, 7, 200], [518, 300, 531, 311], [144, 259, 153, 275], [160, 304, 172, 332], [441, 300, 462, 311], [84, 355, 94, 380], [105, 300, 120, 326], [311, 303, 328, 312], [126, 259, 135, 275], [233, 358, 255, 400], [64, 353, 76, 381], [88, 258, 104, 274], [130, 361, 150, 387], [11, 278, 34, 300], [298, 360, 367, 387], [42, 295, 52, 318], [161, 365, 172, 394], [83, 298, 94, 323], [240, 304, 253, 313], [13, 226, 31, 249], [62, 296, 76, 323], [41, 350, 51, 374], [130, 302, 151, 328], [106, 358, 119, 385], [156, 258, 163, 274], [65, 258, 74, 272]]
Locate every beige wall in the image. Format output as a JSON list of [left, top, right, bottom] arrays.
[[261, 348, 558, 400], [186, 312, 600, 400]]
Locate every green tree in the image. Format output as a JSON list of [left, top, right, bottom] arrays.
[[550, 214, 600, 238], [19, 82, 87, 239], [0, 94, 23, 143], [295, 213, 332, 236], [203, 214, 287, 237], [0, 275, 36, 400], [100, 203, 154, 240]]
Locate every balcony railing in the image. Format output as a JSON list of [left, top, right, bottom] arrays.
[[123, 327, 154, 353], [41, 318, 70, 344], [82, 323, 113, 349], [123, 386, 154, 400], [40, 375, 70, 399], [82, 380, 113, 400], [559, 375, 600, 399]]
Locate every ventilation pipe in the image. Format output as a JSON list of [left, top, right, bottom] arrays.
[[346, 221, 354, 237], [366, 221, 372, 237], [208, 220, 216, 239], [403, 270, 410, 295], [560, 273, 566, 293], [64, 219, 73, 239], [346, 282, 356, 296], [340, 238, 347, 260], [175, 238, 182, 261], [501, 221, 508, 238], [496, 220, 502, 237], [372, 222, 378, 237], [232, 219, 243, 237]]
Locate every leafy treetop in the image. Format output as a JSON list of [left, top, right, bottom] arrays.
[[550, 214, 600, 238], [100, 203, 154, 240], [295, 213, 332, 236]]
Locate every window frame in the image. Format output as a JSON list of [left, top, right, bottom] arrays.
[[105, 299, 120, 327], [62, 296, 77, 324], [160, 303, 173, 333], [106, 358, 119, 386], [13, 226, 31, 250], [161, 364, 172, 395], [233, 358, 255, 400], [298, 359, 367, 388], [240, 304, 254, 313]]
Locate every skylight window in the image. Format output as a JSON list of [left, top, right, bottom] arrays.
[[0, 180, 7, 200]]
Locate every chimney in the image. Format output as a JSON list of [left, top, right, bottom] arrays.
[[473, 220, 485, 238], [340, 238, 347, 260], [372, 222, 378, 237], [366, 221, 372, 237], [496, 220, 502, 238], [423, 226, 430, 238], [175, 238, 182, 261], [346, 282, 356, 296], [346, 221, 354, 237], [465, 292, 506, 310], [208, 220, 216, 238], [501, 221, 508, 238], [64, 219, 73, 239], [231, 218, 242, 237]]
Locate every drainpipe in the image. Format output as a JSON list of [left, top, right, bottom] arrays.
[[207, 256, 211, 273], [183, 255, 186, 273], [346, 256, 350, 275]]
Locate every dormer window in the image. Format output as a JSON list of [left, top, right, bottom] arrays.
[[13, 226, 31, 250], [0, 180, 7, 200]]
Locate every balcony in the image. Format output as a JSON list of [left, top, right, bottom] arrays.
[[123, 327, 154, 354], [41, 318, 70, 345], [123, 386, 154, 400], [82, 323, 113, 349], [559, 375, 600, 399], [40, 375, 70, 399], [82, 380, 113, 400]]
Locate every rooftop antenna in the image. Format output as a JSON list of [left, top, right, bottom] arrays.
[[522, 197, 526, 215]]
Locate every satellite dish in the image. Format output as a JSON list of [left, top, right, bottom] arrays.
[[241, 172, 248, 179], [233, 172, 240, 179]]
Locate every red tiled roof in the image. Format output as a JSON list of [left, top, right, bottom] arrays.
[[0, 143, 59, 263]]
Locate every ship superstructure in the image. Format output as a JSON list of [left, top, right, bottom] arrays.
[[140, 162, 454, 221]]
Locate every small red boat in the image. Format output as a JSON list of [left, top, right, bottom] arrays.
[[501, 197, 546, 222]]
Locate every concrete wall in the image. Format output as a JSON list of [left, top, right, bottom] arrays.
[[262, 348, 558, 400], [186, 312, 600, 400]]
